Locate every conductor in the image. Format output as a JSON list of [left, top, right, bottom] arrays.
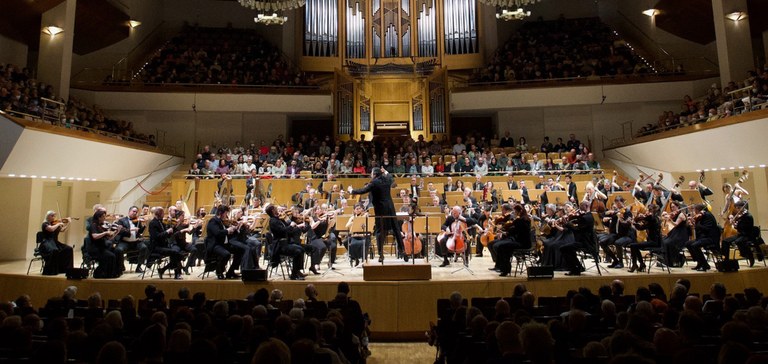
[[348, 167, 406, 263]]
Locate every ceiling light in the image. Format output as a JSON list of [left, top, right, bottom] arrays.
[[725, 11, 747, 21], [496, 8, 531, 21], [128, 20, 142, 28], [8, 174, 16, 177], [642, 8, 660, 17], [30, 175, 37, 178], [239, 0, 306, 12], [19, 174, 27, 178], [255, 13, 288, 25], [42, 26, 64, 37]]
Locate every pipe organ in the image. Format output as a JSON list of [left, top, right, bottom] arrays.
[[305, 0, 479, 139]]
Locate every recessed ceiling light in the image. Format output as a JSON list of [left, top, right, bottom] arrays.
[[748, 165, 755, 169], [8, 174, 16, 177]]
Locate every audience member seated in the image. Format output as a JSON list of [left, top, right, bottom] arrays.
[[477, 17, 645, 84], [138, 26, 307, 87]]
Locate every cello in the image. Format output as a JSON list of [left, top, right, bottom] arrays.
[[445, 219, 467, 254], [402, 218, 422, 256]]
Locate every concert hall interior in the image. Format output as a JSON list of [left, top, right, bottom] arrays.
[[2, 0, 768, 362]]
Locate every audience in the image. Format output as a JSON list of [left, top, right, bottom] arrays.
[[0, 63, 155, 146], [137, 26, 306, 87], [477, 17, 647, 84], [0, 283, 370, 363], [431, 281, 768, 364]]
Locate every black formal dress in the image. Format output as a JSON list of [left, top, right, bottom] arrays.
[[628, 214, 662, 270], [598, 209, 634, 268], [40, 222, 74, 275], [560, 212, 596, 275], [350, 173, 405, 260], [661, 212, 690, 267], [88, 223, 122, 278]]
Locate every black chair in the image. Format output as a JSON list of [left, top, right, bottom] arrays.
[[141, 253, 170, 280], [80, 237, 98, 277], [265, 232, 292, 280], [27, 231, 46, 275], [644, 247, 671, 274], [511, 247, 537, 277], [729, 226, 766, 267], [577, 232, 602, 276]]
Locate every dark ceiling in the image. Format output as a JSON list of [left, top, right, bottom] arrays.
[[0, 0, 129, 55]]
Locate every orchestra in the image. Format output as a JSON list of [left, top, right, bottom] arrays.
[[33, 156, 768, 281]]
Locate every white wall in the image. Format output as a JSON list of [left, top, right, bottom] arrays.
[[0, 34, 28, 67]]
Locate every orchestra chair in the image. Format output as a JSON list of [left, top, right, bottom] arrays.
[[265, 232, 292, 280], [27, 231, 45, 275], [80, 237, 98, 277], [644, 248, 671, 274], [577, 238, 602, 276], [141, 253, 170, 280], [511, 247, 537, 277]]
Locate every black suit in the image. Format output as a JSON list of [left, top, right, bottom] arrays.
[[565, 182, 577, 202], [561, 212, 596, 274], [494, 217, 532, 274], [268, 216, 305, 277], [115, 217, 149, 270], [684, 211, 720, 269], [506, 181, 518, 190], [351, 173, 405, 258], [204, 216, 233, 277], [149, 218, 184, 277], [722, 212, 761, 263]]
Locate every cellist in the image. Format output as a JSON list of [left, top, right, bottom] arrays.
[[437, 206, 475, 267], [721, 201, 762, 267]]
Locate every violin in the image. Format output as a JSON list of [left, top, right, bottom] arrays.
[[52, 217, 79, 225]]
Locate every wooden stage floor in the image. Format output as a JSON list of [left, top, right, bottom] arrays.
[[3, 252, 768, 339]]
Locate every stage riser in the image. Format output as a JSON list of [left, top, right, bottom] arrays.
[[2, 268, 767, 337]]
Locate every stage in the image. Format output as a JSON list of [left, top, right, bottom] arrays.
[[3, 252, 768, 340]]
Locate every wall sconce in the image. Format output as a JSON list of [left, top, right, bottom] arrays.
[[725, 11, 747, 22], [128, 20, 142, 28], [42, 26, 64, 37], [642, 8, 660, 17]]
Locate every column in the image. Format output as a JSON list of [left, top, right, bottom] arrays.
[[37, 0, 76, 101], [711, 0, 754, 85]]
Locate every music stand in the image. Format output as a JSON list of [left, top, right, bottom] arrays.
[[446, 194, 465, 208], [528, 189, 544, 203], [546, 191, 569, 205], [502, 189, 523, 203], [606, 191, 633, 208], [348, 215, 370, 270], [679, 189, 704, 207]]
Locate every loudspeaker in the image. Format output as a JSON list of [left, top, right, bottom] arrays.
[[527, 266, 554, 279], [66, 268, 89, 279], [241, 269, 267, 282], [716, 260, 739, 273]]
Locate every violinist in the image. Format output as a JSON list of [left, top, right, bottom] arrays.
[[494, 204, 532, 277], [684, 204, 720, 271], [660, 201, 690, 267], [627, 204, 662, 273], [115, 206, 149, 274], [721, 201, 762, 267], [560, 201, 596, 276], [205, 204, 241, 280], [540, 204, 577, 270], [345, 203, 370, 267], [306, 204, 337, 274], [227, 208, 259, 272], [266, 204, 307, 280], [186, 208, 207, 269], [598, 196, 634, 269], [40, 211, 74, 275], [88, 209, 123, 278], [149, 206, 184, 279], [437, 206, 476, 267], [169, 208, 200, 275], [245, 169, 258, 208]]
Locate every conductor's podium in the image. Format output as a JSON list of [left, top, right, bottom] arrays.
[[363, 260, 432, 281]]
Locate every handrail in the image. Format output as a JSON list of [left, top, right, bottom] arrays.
[[458, 71, 719, 89], [73, 80, 322, 91], [182, 169, 607, 180], [116, 155, 182, 205]]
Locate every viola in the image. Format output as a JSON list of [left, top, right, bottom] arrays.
[[402, 219, 422, 256]]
